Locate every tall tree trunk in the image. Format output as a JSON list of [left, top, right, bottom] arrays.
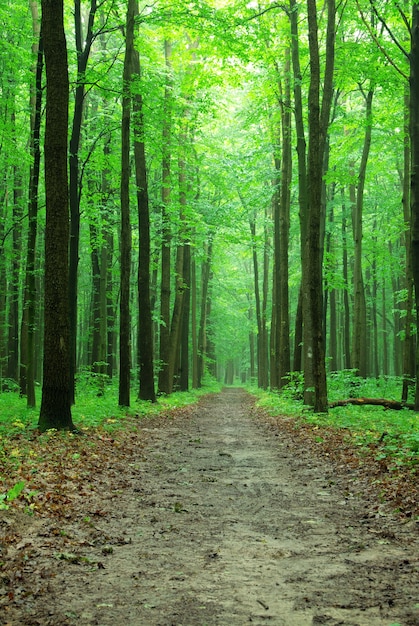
[[410, 5, 419, 410], [278, 49, 292, 387], [401, 89, 415, 400], [68, 0, 97, 404], [118, 0, 134, 407], [289, 0, 308, 387], [341, 190, 351, 369], [38, 0, 75, 431], [168, 244, 185, 392], [261, 206, 270, 389], [249, 212, 264, 387], [7, 106, 23, 383], [352, 88, 374, 378], [0, 184, 7, 384], [197, 242, 212, 387], [180, 241, 191, 391], [158, 41, 173, 395], [132, 6, 155, 402], [20, 5, 42, 406], [191, 251, 198, 388], [305, 0, 335, 412]]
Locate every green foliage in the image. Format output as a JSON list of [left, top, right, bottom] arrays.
[[254, 374, 419, 471], [0, 480, 25, 510]]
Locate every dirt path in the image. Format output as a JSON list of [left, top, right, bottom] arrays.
[[2, 388, 418, 625]]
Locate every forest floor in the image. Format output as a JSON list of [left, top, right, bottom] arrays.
[[1, 387, 418, 626]]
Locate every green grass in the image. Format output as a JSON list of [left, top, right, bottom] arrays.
[[0, 375, 222, 436], [250, 373, 419, 470]]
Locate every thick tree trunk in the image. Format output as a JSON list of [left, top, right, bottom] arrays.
[[411, 5, 419, 410], [0, 184, 7, 383], [132, 12, 156, 402], [305, 0, 335, 412], [118, 0, 134, 407], [38, 0, 75, 431]]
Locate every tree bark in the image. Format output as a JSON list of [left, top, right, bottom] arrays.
[[38, 0, 75, 431], [411, 5, 419, 410], [118, 0, 134, 407], [305, 0, 335, 412], [20, 5, 42, 406], [68, 0, 97, 404], [158, 40, 173, 395], [197, 242, 212, 387], [132, 5, 156, 402], [278, 49, 292, 387], [352, 88, 374, 378], [289, 0, 308, 389]]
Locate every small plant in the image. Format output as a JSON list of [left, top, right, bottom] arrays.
[[0, 480, 25, 510]]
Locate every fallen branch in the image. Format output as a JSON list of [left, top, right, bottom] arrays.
[[328, 397, 415, 410]]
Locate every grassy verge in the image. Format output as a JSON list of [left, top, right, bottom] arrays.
[[249, 372, 419, 471], [0, 377, 222, 512], [248, 375, 418, 519]]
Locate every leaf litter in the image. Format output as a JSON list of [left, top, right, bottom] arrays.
[[0, 388, 418, 625]]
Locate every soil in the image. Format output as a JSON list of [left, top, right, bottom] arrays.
[[1, 388, 418, 626]]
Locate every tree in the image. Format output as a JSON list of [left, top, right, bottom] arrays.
[[38, 0, 75, 432], [132, 1, 156, 403], [20, 2, 43, 407], [304, 0, 335, 412], [119, 0, 135, 407], [68, 0, 98, 404]]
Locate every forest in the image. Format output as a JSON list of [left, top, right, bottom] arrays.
[[0, 0, 418, 426]]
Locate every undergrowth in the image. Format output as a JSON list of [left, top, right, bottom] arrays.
[[250, 371, 419, 473], [0, 376, 222, 507]]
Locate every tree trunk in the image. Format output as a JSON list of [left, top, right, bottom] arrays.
[[20, 6, 42, 406], [191, 252, 198, 388], [168, 243, 185, 392], [352, 88, 374, 378], [7, 106, 23, 383], [197, 242, 212, 387], [401, 89, 415, 400], [305, 0, 335, 412], [289, 0, 308, 388], [341, 190, 351, 369], [410, 5, 419, 410], [68, 0, 97, 404], [278, 49, 292, 387], [38, 0, 75, 431], [132, 7, 155, 402], [118, 0, 134, 407], [249, 212, 265, 387], [180, 241, 191, 391], [158, 40, 173, 395]]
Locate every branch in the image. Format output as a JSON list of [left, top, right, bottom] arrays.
[[355, 0, 408, 80], [367, 0, 410, 61]]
